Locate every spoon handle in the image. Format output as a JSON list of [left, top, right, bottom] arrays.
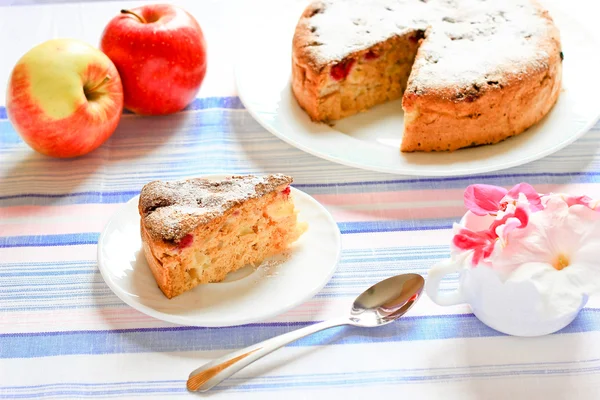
[[187, 317, 348, 392]]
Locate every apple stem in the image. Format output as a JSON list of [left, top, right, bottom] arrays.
[[84, 76, 110, 100], [120, 9, 146, 23]]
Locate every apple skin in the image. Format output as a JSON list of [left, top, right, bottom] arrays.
[[6, 39, 124, 158], [100, 4, 207, 115]]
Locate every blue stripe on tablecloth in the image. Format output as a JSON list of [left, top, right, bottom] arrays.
[[1, 309, 599, 359], [0, 233, 100, 248], [337, 219, 453, 233], [3, 358, 600, 396], [0, 246, 448, 273], [0, 191, 140, 204], [0, 99, 247, 145], [0, 246, 448, 270], [0, 97, 243, 123], [0, 269, 96, 278], [4, 172, 600, 206], [0, 219, 457, 248], [0, 248, 449, 310]]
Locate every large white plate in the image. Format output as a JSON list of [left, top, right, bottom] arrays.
[[97, 179, 341, 327], [234, 1, 600, 176]]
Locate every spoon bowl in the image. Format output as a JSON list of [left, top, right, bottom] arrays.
[[350, 273, 424, 327], [187, 273, 425, 392]]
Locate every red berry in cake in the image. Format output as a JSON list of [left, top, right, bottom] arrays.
[[178, 233, 194, 249], [282, 186, 291, 196], [330, 58, 355, 80]]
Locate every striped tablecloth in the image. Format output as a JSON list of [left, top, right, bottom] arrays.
[[2, 0, 600, 398]]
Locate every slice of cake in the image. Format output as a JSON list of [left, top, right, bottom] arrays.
[[138, 174, 306, 299]]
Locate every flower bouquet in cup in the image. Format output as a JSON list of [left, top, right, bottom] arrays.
[[425, 183, 600, 336]]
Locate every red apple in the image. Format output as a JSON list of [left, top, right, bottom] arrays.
[[6, 38, 124, 158], [100, 4, 207, 115]]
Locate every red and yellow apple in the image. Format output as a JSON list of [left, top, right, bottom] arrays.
[[6, 38, 124, 158], [100, 4, 207, 115]]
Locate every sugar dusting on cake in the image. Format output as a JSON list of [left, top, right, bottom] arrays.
[[139, 174, 293, 242], [298, 0, 430, 66], [298, 0, 560, 90]]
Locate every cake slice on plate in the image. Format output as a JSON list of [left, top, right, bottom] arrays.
[[138, 174, 306, 299]]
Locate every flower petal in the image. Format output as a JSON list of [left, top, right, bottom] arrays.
[[491, 205, 529, 235], [452, 227, 497, 266], [507, 182, 542, 211], [507, 261, 586, 317], [452, 228, 488, 250], [495, 217, 522, 242], [464, 184, 508, 216], [561, 194, 597, 210], [490, 207, 552, 272]]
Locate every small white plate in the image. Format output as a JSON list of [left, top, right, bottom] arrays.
[[97, 180, 341, 327], [234, 1, 600, 176]]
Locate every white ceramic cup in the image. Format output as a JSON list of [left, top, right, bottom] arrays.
[[425, 211, 587, 337]]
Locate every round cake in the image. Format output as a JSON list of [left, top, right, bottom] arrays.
[[291, 0, 563, 152]]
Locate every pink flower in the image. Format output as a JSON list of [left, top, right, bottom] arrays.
[[464, 184, 507, 216], [492, 205, 529, 241], [452, 227, 496, 265], [453, 205, 529, 266], [464, 183, 542, 216], [541, 193, 599, 211], [563, 194, 594, 207]]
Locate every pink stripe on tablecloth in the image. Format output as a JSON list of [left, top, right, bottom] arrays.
[[1, 205, 462, 236], [312, 189, 464, 206], [0, 194, 459, 236], [3, 183, 600, 236], [1, 218, 112, 236], [0, 204, 122, 218], [0, 204, 122, 236], [313, 183, 600, 206], [328, 206, 464, 222], [0, 245, 97, 263]]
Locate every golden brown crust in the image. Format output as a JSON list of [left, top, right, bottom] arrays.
[[401, 2, 562, 151], [291, 3, 331, 122], [292, 1, 329, 73], [401, 61, 562, 152], [141, 222, 177, 298], [138, 174, 292, 243]]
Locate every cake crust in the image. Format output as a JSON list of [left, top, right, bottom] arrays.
[[139, 174, 292, 243], [291, 0, 563, 152]]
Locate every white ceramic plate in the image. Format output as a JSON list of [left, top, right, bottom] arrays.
[[97, 180, 341, 327], [234, 1, 600, 176]]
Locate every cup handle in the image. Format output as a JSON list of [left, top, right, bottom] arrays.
[[426, 256, 467, 306]]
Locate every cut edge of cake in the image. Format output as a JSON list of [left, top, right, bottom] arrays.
[[292, 1, 424, 123]]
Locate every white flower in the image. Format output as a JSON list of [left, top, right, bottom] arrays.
[[490, 197, 600, 317]]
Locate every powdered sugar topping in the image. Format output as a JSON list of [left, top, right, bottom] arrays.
[[139, 174, 292, 242], [299, 0, 559, 90]]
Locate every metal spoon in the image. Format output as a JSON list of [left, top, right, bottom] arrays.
[[187, 273, 425, 392]]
